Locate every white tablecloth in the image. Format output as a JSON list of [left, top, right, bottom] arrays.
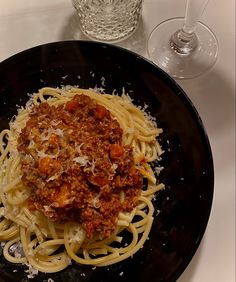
[[0, 1, 235, 281]]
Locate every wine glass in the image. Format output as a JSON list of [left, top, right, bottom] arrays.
[[147, 0, 218, 79]]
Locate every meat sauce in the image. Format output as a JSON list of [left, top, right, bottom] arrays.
[[17, 94, 143, 238]]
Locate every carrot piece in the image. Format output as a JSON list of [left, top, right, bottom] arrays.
[[38, 157, 52, 174], [38, 157, 61, 175], [110, 144, 124, 160], [92, 175, 108, 186]]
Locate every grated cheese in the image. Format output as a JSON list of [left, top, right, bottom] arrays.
[[154, 166, 164, 176], [51, 119, 61, 126], [73, 156, 90, 166], [91, 159, 96, 175], [41, 127, 64, 141], [92, 193, 101, 209], [111, 163, 118, 172], [75, 143, 84, 155], [37, 150, 58, 159], [52, 128, 64, 137], [24, 262, 39, 279], [68, 224, 85, 244]]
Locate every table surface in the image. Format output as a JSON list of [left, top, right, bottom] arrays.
[[0, 1, 235, 281]]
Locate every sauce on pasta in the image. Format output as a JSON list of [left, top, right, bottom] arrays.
[[18, 94, 142, 238]]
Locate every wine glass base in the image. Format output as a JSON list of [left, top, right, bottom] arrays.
[[147, 18, 218, 79]]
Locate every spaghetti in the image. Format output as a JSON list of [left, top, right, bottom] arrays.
[[0, 87, 164, 274]]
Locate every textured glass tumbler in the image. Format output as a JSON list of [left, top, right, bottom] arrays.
[[72, 0, 143, 43]]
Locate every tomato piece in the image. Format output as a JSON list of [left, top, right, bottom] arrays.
[[110, 144, 124, 160], [65, 97, 80, 112], [95, 104, 109, 120], [92, 175, 108, 186]]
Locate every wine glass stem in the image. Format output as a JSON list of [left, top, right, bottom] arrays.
[[170, 0, 210, 55]]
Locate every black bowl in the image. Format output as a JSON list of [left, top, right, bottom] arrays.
[[0, 41, 214, 282]]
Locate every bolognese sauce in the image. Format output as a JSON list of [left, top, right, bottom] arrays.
[[17, 94, 143, 238]]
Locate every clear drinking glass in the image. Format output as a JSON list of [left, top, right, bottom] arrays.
[[72, 0, 143, 43], [147, 0, 218, 79]]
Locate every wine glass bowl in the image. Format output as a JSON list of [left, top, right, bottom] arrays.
[[147, 0, 218, 79]]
